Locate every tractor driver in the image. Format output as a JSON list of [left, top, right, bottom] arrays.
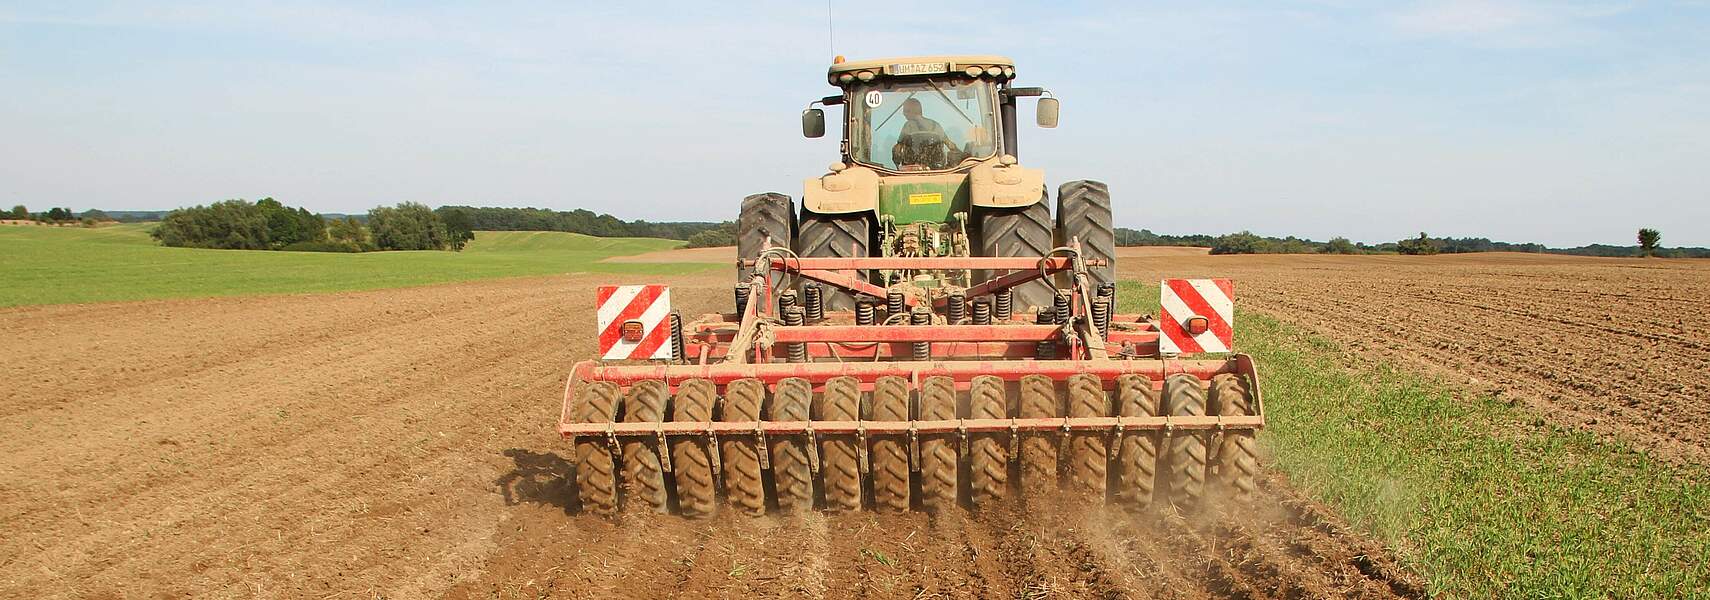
[[891, 98, 967, 170]]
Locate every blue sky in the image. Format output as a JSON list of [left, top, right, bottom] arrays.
[[2, 1, 1706, 246]]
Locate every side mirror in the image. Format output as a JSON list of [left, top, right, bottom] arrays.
[[1036, 97, 1059, 128], [802, 108, 826, 138]]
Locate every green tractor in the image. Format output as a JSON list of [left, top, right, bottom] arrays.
[[737, 55, 1114, 310]]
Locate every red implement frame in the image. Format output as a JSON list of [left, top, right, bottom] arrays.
[[559, 251, 1264, 441]]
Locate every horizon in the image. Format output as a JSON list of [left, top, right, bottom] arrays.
[[3, 2, 1708, 246]]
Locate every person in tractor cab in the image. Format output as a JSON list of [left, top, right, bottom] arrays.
[[891, 98, 967, 170]]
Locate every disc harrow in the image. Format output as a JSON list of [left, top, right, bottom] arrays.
[[559, 248, 1264, 516]]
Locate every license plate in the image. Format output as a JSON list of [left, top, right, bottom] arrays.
[[885, 62, 949, 76], [908, 193, 944, 205]]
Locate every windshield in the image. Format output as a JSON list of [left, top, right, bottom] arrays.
[[850, 78, 998, 172]]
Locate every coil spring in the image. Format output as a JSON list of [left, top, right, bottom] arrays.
[[1091, 297, 1110, 340], [1096, 283, 1116, 334], [1035, 306, 1057, 359], [910, 305, 932, 361], [947, 292, 967, 324], [669, 311, 686, 363], [803, 285, 824, 321], [994, 289, 1013, 321], [1053, 293, 1071, 326], [855, 300, 876, 326], [778, 289, 798, 314], [886, 289, 905, 318], [970, 297, 992, 325], [783, 306, 806, 363], [734, 285, 751, 315]]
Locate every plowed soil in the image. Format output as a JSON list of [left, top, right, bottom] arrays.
[[0, 269, 1423, 598], [1115, 252, 1710, 465]]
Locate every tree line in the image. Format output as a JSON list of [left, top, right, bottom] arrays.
[[150, 198, 475, 252], [437, 206, 723, 240], [8, 205, 114, 225], [1113, 227, 1707, 258]]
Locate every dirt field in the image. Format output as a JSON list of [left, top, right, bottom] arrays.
[[3, 251, 1701, 597], [0, 269, 1420, 598]]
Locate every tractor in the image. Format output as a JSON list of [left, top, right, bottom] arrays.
[[558, 55, 1263, 518]]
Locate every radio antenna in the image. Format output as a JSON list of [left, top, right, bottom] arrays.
[[826, 0, 836, 59]]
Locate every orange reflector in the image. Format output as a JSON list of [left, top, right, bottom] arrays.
[[1185, 315, 1210, 336], [833, 55, 846, 64], [620, 320, 645, 343]]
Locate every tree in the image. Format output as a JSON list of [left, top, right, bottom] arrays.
[[1638, 228, 1661, 257], [80, 209, 111, 222], [1397, 232, 1439, 256], [1210, 231, 1267, 255], [1323, 237, 1357, 254], [435, 207, 476, 251], [8, 205, 25, 220], [328, 217, 372, 250], [368, 202, 449, 251], [684, 222, 737, 248], [44, 207, 73, 222]]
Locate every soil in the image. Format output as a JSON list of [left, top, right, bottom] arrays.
[[10, 250, 1700, 597], [601, 246, 734, 264]]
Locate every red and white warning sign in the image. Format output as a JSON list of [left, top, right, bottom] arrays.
[[596, 285, 673, 360], [1158, 279, 1234, 354]]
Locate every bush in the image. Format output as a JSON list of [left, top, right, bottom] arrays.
[[1397, 232, 1440, 256], [435, 207, 476, 251], [151, 198, 326, 250], [683, 222, 737, 248], [368, 202, 450, 251], [1324, 237, 1357, 254], [1210, 231, 1266, 255], [7, 205, 26, 220], [280, 240, 365, 253]]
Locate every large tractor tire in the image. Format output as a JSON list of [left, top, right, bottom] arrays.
[[1211, 374, 1259, 503], [573, 382, 621, 516], [796, 209, 872, 311], [815, 376, 863, 511], [670, 379, 717, 518], [868, 376, 912, 513], [977, 200, 1056, 310], [917, 376, 960, 513], [1163, 374, 1208, 513], [720, 378, 767, 516], [967, 375, 1010, 508], [1112, 374, 1161, 508], [1055, 181, 1115, 289], [621, 380, 670, 513], [737, 192, 794, 285], [768, 377, 814, 512]]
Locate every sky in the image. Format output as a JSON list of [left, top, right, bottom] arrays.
[[2, 1, 1707, 247]]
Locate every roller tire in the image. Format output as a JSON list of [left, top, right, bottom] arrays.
[[1018, 375, 1061, 498], [1163, 374, 1208, 512], [977, 200, 1055, 310], [1055, 180, 1115, 289], [738, 192, 794, 284], [795, 209, 872, 311], [868, 376, 911, 513], [720, 378, 767, 516], [573, 382, 620, 516], [621, 380, 669, 513], [1112, 375, 1161, 508], [815, 376, 863, 511], [670, 379, 717, 518], [918, 376, 959, 513], [768, 377, 814, 512], [1065, 374, 1109, 497], [1211, 374, 1259, 503], [968, 375, 1009, 507]]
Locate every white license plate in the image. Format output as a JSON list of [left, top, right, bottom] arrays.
[[885, 62, 949, 76]]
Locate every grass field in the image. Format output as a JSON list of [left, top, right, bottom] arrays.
[[0, 224, 715, 307], [1116, 280, 1710, 598]]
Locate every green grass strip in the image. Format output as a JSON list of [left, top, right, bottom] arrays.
[[1118, 281, 1710, 597], [0, 224, 717, 307]]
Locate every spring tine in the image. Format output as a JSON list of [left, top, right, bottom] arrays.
[[806, 427, 821, 474], [657, 429, 673, 473]]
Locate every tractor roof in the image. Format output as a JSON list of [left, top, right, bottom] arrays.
[[826, 55, 1016, 86]]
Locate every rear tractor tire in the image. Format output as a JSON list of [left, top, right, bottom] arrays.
[[738, 192, 794, 285], [977, 200, 1056, 311], [1055, 180, 1115, 289], [795, 209, 872, 311]]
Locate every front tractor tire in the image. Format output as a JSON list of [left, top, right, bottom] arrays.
[[1055, 180, 1115, 289], [737, 192, 794, 283], [977, 200, 1056, 310], [795, 209, 872, 311]]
